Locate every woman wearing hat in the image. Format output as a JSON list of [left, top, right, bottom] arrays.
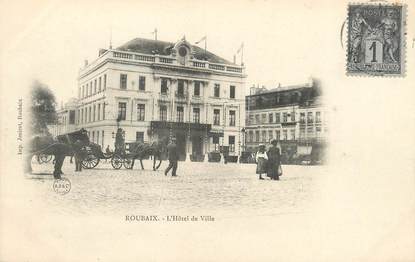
[[267, 139, 281, 180], [255, 144, 268, 180]]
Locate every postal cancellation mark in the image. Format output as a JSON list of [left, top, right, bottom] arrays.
[[347, 3, 406, 77]]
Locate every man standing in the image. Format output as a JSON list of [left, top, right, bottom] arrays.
[[73, 139, 84, 172], [165, 137, 179, 177]]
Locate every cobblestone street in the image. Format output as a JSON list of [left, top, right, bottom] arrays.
[[27, 159, 327, 217]]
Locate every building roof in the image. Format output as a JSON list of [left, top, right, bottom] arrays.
[[116, 38, 234, 65]]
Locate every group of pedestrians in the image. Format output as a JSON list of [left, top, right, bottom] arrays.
[[255, 139, 282, 180]]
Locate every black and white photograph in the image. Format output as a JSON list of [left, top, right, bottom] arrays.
[[0, 0, 414, 261]]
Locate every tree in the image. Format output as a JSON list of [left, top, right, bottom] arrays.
[[30, 80, 58, 135]]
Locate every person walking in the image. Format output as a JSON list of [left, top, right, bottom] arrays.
[[165, 137, 179, 177], [255, 144, 268, 180], [267, 139, 282, 180]]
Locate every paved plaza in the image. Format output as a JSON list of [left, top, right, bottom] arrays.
[[27, 159, 327, 217]]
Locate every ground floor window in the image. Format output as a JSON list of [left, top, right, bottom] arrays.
[[136, 132, 144, 143], [212, 136, 220, 151], [176, 106, 184, 122], [276, 130, 280, 140], [290, 129, 295, 140], [268, 130, 273, 141], [228, 136, 235, 152], [248, 131, 254, 142], [160, 105, 167, 121], [261, 130, 267, 142], [255, 130, 260, 142], [283, 130, 288, 140], [102, 131, 104, 148]]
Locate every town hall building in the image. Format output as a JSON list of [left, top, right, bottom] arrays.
[[59, 36, 246, 161]]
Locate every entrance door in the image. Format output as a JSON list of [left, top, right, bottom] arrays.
[[175, 132, 186, 161], [192, 135, 203, 156]]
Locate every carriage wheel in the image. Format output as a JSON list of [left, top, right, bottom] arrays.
[[123, 158, 134, 169], [82, 154, 100, 169], [39, 154, 53, 163], [111, 155, 123, 169]]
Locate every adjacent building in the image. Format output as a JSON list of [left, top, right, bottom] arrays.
[[56, 36, 246, 160], [244, 79, 327, 163]]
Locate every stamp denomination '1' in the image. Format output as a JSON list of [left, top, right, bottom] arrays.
[[347, 4, 405, 77]]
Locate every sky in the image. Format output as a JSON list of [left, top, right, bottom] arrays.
[[1, 0, 340, 103]]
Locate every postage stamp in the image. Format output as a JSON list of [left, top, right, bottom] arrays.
[[346, 3, 406, 77]]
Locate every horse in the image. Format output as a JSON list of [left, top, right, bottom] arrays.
[[124, 137, 169, 171], [25, 129, 89, 179]]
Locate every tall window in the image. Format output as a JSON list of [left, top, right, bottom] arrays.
[[101, 131, 104, 148], [90, 81, 92, 94], [177, 80, 184, 96], [316, 111, 321, 123], [88, 106, 91, 122], [255, 130, 260, 142], [290, 129, 296, 140], [137, 104, 145, 121], [269, 113, 273, 123], [97, 104, 101, 121], [283, 112, 288, 123], [249, 131, 254, 142], [84, 108, 87, 123], [103, 74, 107, 90], [98, 77, 102, 92], [194, 81, 200, 96], [176, 106, 184, 122], [94, 79, 97, 94], [97, 131, 99, 145], [300, 127, 306, 139], [92, 131, 95, 143], [276, 112, 280, 123], [300, 112, 306, 123], [161, 78, 168, 94], [102, 103, 105, 120], [229, 110, 236, 126], [262, 130, 267, 142], [283, 130, 288, 140], [193, 108, 200, 123], [160, 105, 167, 121], [229, 85, 235, 99], [93, 105, 96, 122], [213, 109, 220, 125], [69, 110, 75, 124], [118, 102, 126, 120], [120, 74, 127, 89], [276, 130, 281, 140], [139, 76, 146, 91], [255, 114, 260, 124], [262, 114, 267, 124], [214, 84, 220, 97], [86, 84, 89, 97], [307, 112, 313, 123], [229, 136, 235, 152], [136, 132, 144, 143], [291, 112, 295, 122], [268, 130, 273, 141]]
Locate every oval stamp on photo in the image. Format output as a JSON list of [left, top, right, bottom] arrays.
[[53, 177, 71, 195], [346, 3, 406, 77]]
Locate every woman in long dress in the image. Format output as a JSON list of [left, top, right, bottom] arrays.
[[255, 144, 268, 180], [267, 139, 281, 180]]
